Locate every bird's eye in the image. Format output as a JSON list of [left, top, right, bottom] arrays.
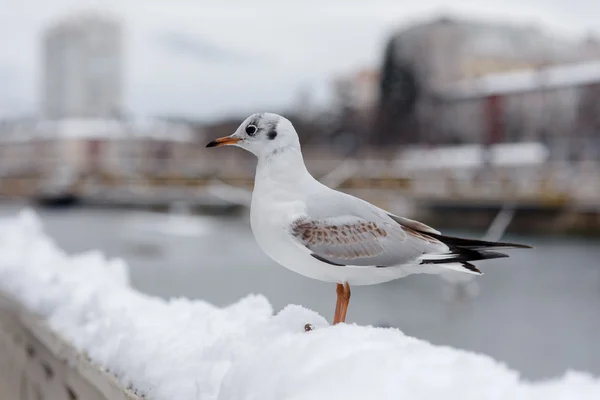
[[245, 125, 257, 136]]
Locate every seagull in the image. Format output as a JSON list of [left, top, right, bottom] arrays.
[[206, 113, 531, 325]]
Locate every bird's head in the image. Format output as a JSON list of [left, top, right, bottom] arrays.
[[206, 113, 300, 158]]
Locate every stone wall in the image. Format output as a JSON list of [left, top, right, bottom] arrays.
[[0, 295, 140, 400]]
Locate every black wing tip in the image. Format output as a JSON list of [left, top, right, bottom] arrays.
[[311, 253, 345, 266], [388, 213, 533, 250], [462, 262, 483, 274], [486, 241, 533, 249], [425, 231, 532, 250], [421, 249, 509, 265], [513, 243, 534, 249], [478, 250, 510, 260]]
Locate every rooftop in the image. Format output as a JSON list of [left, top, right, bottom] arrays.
[[442, 59, 600, 99]]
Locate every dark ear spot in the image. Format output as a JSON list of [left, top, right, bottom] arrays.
[[267, 129, 277, 140]]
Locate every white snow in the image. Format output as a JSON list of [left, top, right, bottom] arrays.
[[0, 209, 599, 400]]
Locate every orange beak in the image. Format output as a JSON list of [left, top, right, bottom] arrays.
[[206, 136, 242, 148]]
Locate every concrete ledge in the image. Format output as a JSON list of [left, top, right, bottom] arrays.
[[0, 294, 141, 400]]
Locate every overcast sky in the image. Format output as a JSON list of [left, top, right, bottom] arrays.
[[1, 0, 598, 120]]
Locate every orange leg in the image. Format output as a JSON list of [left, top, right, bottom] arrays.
[[339, 282, 351, 323], [333, 282, 351, 324], [333, 283, 344, 324]]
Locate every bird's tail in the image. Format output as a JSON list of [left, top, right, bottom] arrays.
[[417, 232, 532, 275]]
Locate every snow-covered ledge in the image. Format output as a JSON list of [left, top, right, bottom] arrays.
[[0, 210, 599, 400], [0, 293, 140, 400]]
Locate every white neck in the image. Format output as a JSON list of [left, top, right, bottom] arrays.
[[254, 145, 316, 197]]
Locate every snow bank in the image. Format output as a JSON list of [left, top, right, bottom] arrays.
[[0, 209, 598, 400]]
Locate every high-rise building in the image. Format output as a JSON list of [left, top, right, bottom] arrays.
[[42, 12, 123, 119]]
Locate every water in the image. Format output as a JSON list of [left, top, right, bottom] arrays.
[[1, 203, 599, 381]]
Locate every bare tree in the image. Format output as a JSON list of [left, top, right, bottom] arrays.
[[374, 36, 420, 148]]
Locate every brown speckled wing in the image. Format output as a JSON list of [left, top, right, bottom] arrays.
[[290, 217, 392, 263], [292, 219, 387, 246], [296, 190, 449, 267]]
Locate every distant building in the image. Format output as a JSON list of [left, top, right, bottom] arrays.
[[332, 68, 380, 116], [42, 12, 123, 119], [439, 60, 600, 160], [375, 16, 600, 147], [391, 17, 600, 93], [329, 68, 381, 150]]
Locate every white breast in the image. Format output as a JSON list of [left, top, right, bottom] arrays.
[[250, 184, 304, 259]]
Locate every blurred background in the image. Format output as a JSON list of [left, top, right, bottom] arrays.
[[1, 0, 599, 382]]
